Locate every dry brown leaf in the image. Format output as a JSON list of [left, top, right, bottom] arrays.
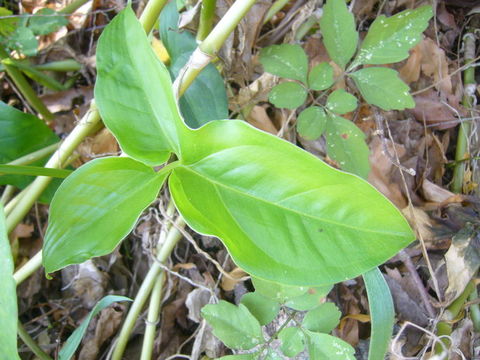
[[220, 267, 248, 292], [419, 38, 452, 94], [399, 43, 422, 84], [410, 89, 459, 130], [402, 206, 434, 243], [247, 105, 277, 134], [444, 223, 480, 304], [422, 179, 455, 203]]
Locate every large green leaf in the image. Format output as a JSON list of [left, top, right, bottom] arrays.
[[325, 114, 370, 179], [278, 327, 305, 357], [302, 302, 341, 333], [0, 205, 20, 360], [306, 331, 355, 359], [260, 44, 308, 82], [363, 268, 394, 360], [95, 7, 184, 166], [43, 157, 167, 273], [170, 120, 414, 286], [319, 0, 358, 69], [160, 2, 228, 128], [349, 67, 415, 110], [59, 295, 131, 360], [0, 102, 61, 203], [351, 5, 432, 68], [201, 301, 263, 350]]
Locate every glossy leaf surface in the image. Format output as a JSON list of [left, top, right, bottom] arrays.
[[95, 7, 183, 165], [349, 67, 415, 110], [363, 268, 394, 360], [0, 206, 20, 360], [268, 82, 307, 109], [319, 0, 358, 68], [252, 276, 310, 302], [201, 301, 263, 350], [279, 327, 305, 357], [325, 114, 370, 179], [170, 120, 414, 285], [352, 6, 432, 67], [59, 296, 131, 360], [302, 302, 341, 333], [306, 331, 355, 360], [43, 157, 167, 273], [297, 106, 327, 140], [308, 62, 334, 91], [160, 2, 228, 128], [326, 89, 358, 114], [240, 292, 280, 325], [260, 44, 308, 82]]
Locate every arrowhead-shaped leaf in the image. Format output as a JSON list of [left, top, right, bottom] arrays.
[[349, 67, 415, 110], [201, 301, 263, 350], [319, 0, 358, 68], [95, 7, 184, 166], [325, 114, 370, 179], [269, 82, 307, 109], [308, 62, 334, 91], [326, 89, 358, 114], [170, 120, 414, 285], [351, 5, 433, 68], [297, 106, 327, 140], [0, 206, 20, 360], [43, 157, 167, 273], [260, 44, 308, 82]]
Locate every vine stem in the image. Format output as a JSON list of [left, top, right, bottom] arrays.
[[5, 103, 101, 234], [112, 217, 185, 360], [452, 32, 476, 193], [175, 0, 257, 95]]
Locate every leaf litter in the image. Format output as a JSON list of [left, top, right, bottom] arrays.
[[2, 0, 480, 359]]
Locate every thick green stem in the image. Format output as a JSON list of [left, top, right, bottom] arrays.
[[7, 143, 60, 167], [5, 103, 101, 234], [139, 0, 169, 34], [435, 281, 475, 354], [197, 0, 217, 42], [112, 217, 185, 360], [17, 322, 53, 360], [14, 251, 43, 285], [0, 185, 15, 205], [32, 60, 82, 72], [468, 285, 480, 332], [59, 0, 91, 14], [176, 0, 257, 95], [0, 49, 53, 122], [452, 33, 476, 193], [140, 272, 165, 360]]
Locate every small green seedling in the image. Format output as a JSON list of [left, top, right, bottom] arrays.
[[0, 6, 68, 56], [260, 0, 433, 179], [202, 278, 350, 359]]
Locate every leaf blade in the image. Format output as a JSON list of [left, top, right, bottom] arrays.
[[43, 157, 167, 273], [319, 0, 358, 68], [351, 5, 433, 67], [260, 44, 308, 82], [349, 67, 415, 110], [0, 205, 20, 360], [95, 7, 184, 166], [269, 82, 307, 109], [170, 120, 414, 285]]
